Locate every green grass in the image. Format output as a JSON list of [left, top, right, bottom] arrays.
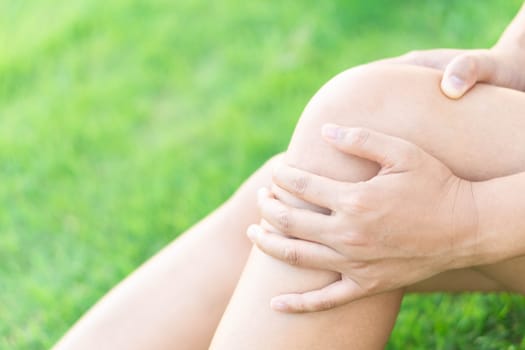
[[1, 0, 525, 348]]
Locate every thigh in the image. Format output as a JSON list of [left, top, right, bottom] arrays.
[[211, 63, 525, 350], [299, 63, 525, 293], [54, 155, 281, 350], [211, 70, 412, 349]]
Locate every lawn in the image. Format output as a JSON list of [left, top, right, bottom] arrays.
[[1, 0, 524, 348]]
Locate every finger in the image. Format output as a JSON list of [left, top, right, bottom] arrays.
[[321, 125, 419, 170], [441, 51, 495, 99], [247, 224, 342, 269], [270, 278, 366, 313], [380, 49, 464, 70], [257, 188, 335, 239], [271, 164, 347, 211]]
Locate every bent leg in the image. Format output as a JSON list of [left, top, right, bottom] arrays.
[[211, 63, 525, 349], [54, 155, 280, 350], [288, 63, 525, 294], [211, 69, 411, 350]]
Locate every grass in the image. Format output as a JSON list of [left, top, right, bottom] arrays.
[[1, 0, 524, 348]]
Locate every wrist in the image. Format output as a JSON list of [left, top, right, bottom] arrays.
[[447, 180, 504, 270], [464, 180, 516, 267]]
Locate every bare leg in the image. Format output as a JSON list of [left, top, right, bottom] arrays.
[[54, 155, 281, 350], [57, 63, 525, 350], [211, 63, 525, 349]]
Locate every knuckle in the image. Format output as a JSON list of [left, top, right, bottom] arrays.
[[276, 208, 293, 232], [340, 190, 372, 215], [313, 296, 336, 311], [347, 127, 370, 148], [296, 299, 310, 312], [341, 231, 369, 248], [291, 174, 310, 195], [283, 244, 301, 265]]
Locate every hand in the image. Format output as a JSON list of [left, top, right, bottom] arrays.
[[247, 124, 479, 312], [382, 47, 525, 99]]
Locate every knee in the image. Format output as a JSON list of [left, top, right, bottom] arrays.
[[285, 63, 445, 178], [296, 62, 445, 140]]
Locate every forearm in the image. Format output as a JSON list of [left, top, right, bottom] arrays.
[[496, 3, 525, 51], [471, 172, 525, 266]]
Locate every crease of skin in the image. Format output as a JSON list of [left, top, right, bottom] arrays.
[[432, 174, 459, 259], [468, 181, 481, 266], [450, 178, 481, 269], [450, 176, 462, 254]]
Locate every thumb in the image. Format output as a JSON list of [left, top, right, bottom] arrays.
[[441, 51, 495, 99], [322, 125, 418, 170]]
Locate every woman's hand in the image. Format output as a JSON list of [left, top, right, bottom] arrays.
[[384, 3, 525, 99], [383, 47, 525, 99], [248, 124, 480, 313]]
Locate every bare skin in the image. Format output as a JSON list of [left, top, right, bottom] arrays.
[[58, 62, 525, 349], [386, 3, 525, 99], [242, 1, 525, 312], [54, 157, 275, 349], [209, 63, 525, 349], [55, 4, 525, 348]]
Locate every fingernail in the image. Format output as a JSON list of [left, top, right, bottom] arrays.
[[322, 124, 343, 141], [442, 75, 465, 97], [271, 298, 288, 311], [448, 75, 465, 89]]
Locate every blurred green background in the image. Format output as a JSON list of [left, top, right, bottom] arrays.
[[1, 0, 525, 348]]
